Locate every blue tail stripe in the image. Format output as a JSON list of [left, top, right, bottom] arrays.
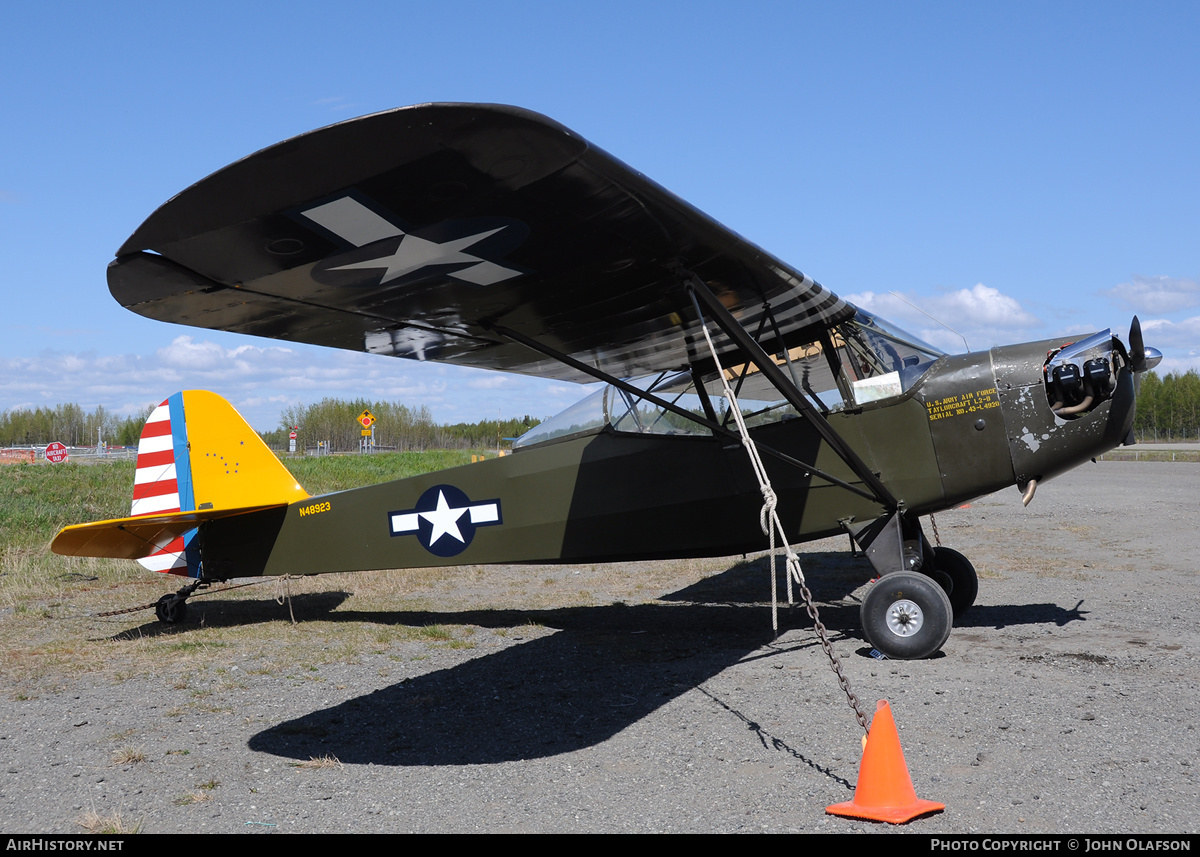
[[166, 392, 195, 513], [166, 392, 201, 578]]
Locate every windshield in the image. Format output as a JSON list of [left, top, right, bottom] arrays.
[[836, 309, 943, 405]]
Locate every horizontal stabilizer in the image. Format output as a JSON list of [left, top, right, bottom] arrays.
[[51, 504, 288, 561]]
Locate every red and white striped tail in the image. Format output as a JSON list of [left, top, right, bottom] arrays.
[[51, 390, 309, 580], [132, 401, 181, 517], [131, 396, 196, 575]]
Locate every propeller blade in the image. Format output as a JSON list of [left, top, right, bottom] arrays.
[[1129, 316, 1146, 372]]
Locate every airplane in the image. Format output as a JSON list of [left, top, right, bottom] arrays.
[[51, 103, 1161, 659]]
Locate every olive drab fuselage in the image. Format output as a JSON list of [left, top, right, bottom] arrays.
[[199, 337, 1134, 580]]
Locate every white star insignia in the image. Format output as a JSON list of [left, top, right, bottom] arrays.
[[419, 490, 468, 546], [300, 196, 521, 286], [388, 487, 502, 555], [331, 228, 519, 285]]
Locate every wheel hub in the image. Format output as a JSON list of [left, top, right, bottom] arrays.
[[886, 599, 924, 637]]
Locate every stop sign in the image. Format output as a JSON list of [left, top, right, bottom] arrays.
[[45, 442, 68, 463]]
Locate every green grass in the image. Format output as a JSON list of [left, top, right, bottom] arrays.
[[0, 452, 479, 689], [0, 450, 734, 697], [0, 460, 135, 551], [282, 450, 479, 495]]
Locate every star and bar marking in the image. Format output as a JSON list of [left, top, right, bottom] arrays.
[[388, 484, 502, 557], [300, 195, 524, 287]]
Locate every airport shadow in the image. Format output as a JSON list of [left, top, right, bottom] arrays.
[[158, 549, 1081, 765], [661, 550, 874, 606]]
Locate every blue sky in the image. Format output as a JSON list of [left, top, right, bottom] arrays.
[[2, 2, 1197, 430]]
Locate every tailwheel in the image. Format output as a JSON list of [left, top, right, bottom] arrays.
[[154, 579, 202, 624], [154, 594, 188, 624], [861, 571, 953, 659], [930, 546, 978, 619]]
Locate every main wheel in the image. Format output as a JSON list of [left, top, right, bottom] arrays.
[[155, 594, 188, 624], [931, 546, 978, 619], [861, 571, 953, 659]]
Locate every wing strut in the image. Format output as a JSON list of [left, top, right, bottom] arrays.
[[685, 274, 898, 511]]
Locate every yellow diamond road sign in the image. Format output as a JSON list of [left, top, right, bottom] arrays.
[[358, 410, 375, 428]]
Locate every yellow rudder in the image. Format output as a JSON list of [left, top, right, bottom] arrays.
[[180, 390, 308, 510]]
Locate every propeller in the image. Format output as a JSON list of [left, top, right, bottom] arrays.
[[1128, 316, 1162, 373]]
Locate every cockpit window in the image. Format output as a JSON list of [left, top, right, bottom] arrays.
[[513, 372, 710, 449], [513, 307, 945, 450], [833, 310, 943, 406]]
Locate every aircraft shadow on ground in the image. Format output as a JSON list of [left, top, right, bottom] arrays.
[[107, 591, 355, 640], [246, 553, 874, 767], [245, 604, 857, 767], [112, 551, 1089, 764], [955, 599, 1089, 630]]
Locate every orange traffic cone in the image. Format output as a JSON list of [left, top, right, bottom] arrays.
[[826, 699, 945, 823]]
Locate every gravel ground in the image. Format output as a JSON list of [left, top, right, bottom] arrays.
[[2, 460, 1197, 834]]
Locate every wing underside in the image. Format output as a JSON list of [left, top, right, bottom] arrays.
[[109, 103, 853, 381]]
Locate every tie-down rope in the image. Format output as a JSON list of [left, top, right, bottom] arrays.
[[692, 300, 870, 733]]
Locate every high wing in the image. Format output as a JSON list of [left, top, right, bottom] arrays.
[[109, 103, 852, 381]]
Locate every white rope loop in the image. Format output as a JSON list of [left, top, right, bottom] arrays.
[[694, 312, 806, 632]]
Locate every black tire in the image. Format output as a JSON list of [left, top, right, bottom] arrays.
[[931, 546, 978, 619], [155, 594, 187, 624], [861, 571, 953, 659]]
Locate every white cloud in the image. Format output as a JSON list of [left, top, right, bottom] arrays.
[[846, 283, 1042, 353], [1147, 355, 1200, 377], [466, 375, 518, 390], [1138, 316, 1200, 350], [1103, 275, 1200, 314], [0, 336, 582, 430]]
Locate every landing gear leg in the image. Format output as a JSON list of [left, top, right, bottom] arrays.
[[154, 579, 203, 624], [844, 510, 956, 659]]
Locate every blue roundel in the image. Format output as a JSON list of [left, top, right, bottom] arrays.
[[387, 484, 503, 558]]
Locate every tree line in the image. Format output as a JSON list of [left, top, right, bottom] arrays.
[[0, 403, 153, 447], [0, 398, 540, 452], [1132, 370, 1200, 442], [261, 398, 541, 452]]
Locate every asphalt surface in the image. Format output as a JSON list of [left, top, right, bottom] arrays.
[[2, 460, 1197, 834]]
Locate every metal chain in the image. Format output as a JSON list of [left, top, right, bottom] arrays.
[[691, 295, 870, 735], [929, 512, 942, 547], [96, 602, 159, 618], [94, 577, 273, 618]]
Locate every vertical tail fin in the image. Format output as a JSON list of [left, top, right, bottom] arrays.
[[131, 391, 307, 576]]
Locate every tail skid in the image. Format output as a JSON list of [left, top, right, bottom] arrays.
[[52, 391, 308, 577]]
